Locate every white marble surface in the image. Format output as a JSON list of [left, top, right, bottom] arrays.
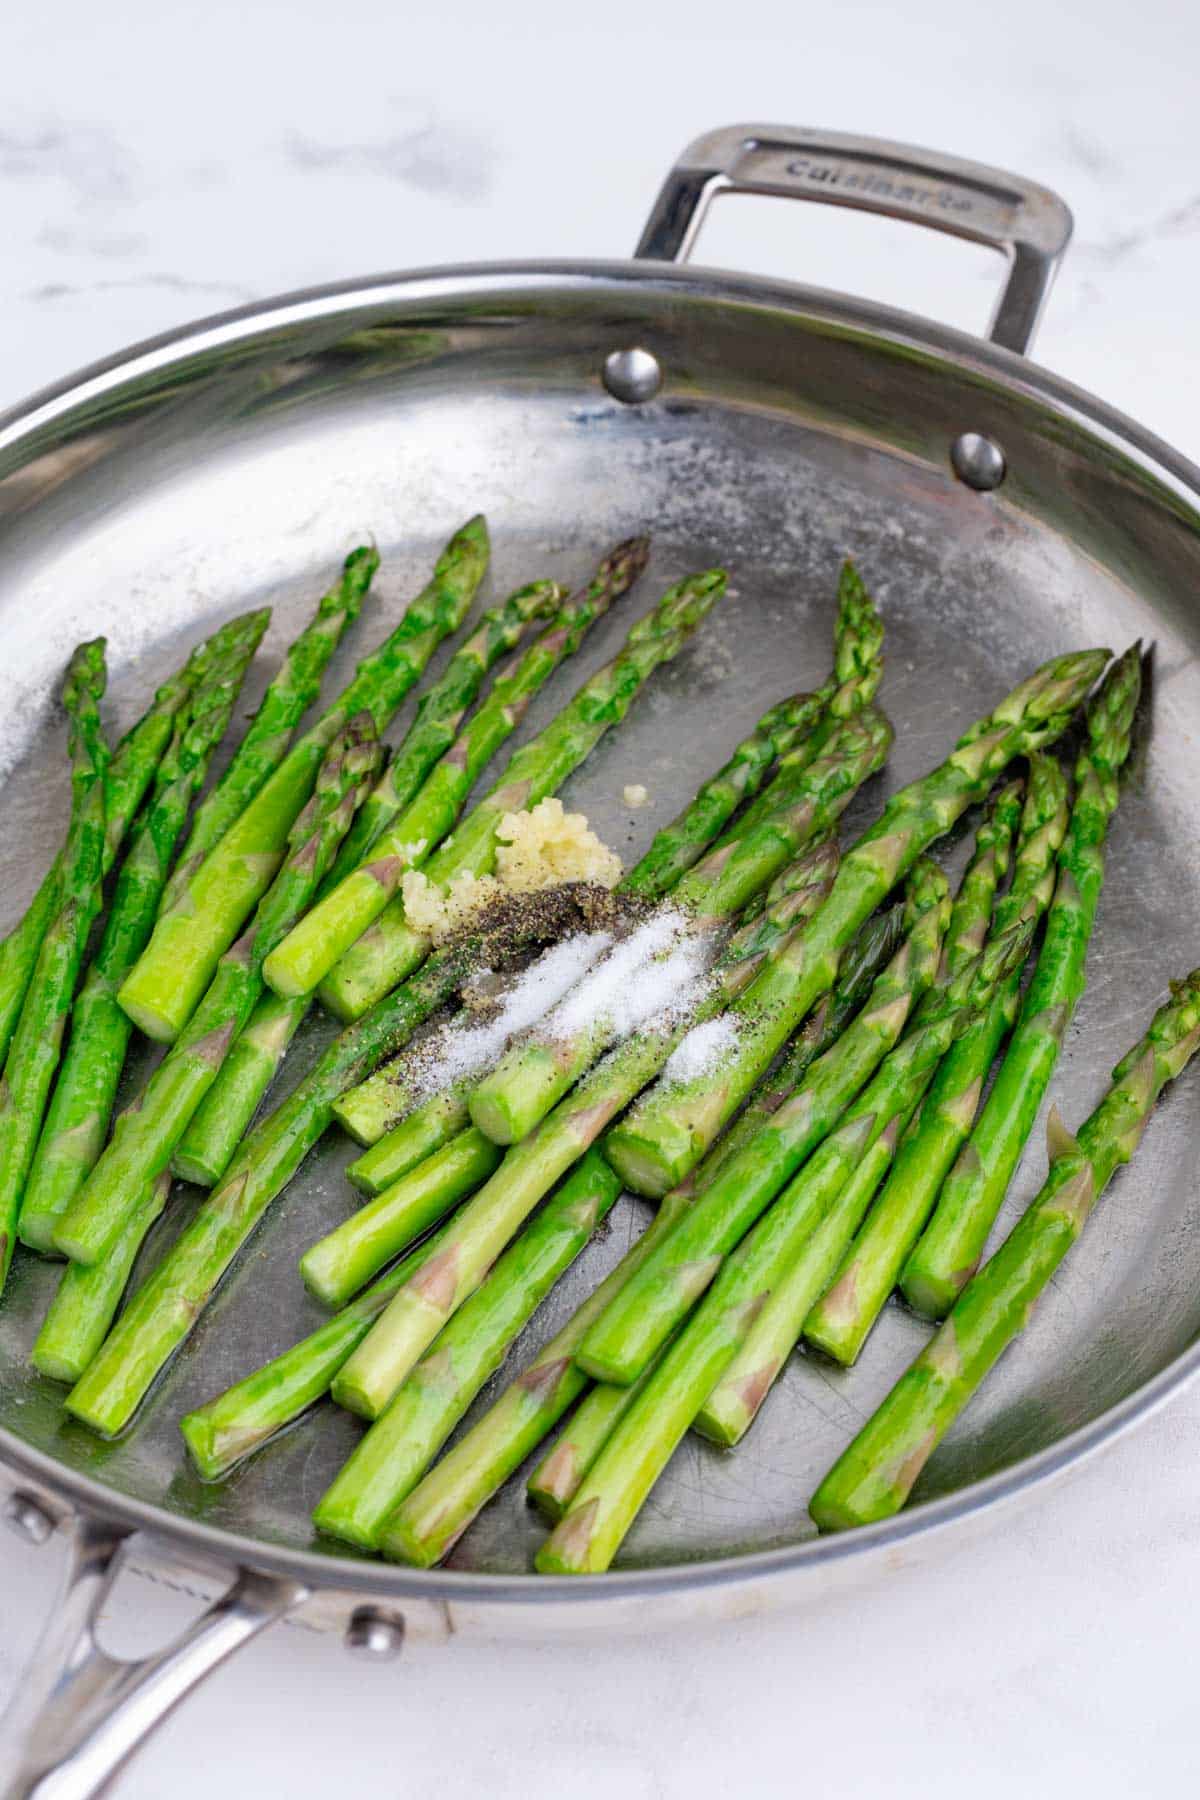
[[2, 0, 1199, 1793]]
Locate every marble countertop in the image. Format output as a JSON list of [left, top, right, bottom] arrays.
[[2, 0, 1199, 1793]]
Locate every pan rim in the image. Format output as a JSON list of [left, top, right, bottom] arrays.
[[2, 256, 1197, 1602]]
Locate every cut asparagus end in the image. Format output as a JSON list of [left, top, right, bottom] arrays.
[[467, 1086, 527, 1146], [600, 1130, 688, 1200], [377, 1513, 443, 1568], [114, 986, 182, 1044], [896, 1263, 970, 1320], [170, 1147, 226, 1187], [328, 1366, 388, 1421]]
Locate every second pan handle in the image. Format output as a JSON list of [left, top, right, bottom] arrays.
[[0, 1503, 307, 1800], [635, 123, 1073, 356]]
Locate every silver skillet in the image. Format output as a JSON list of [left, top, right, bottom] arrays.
[[1, 124, 1199, 1798]]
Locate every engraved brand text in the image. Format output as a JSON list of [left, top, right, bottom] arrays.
[[784, 156, 975, 215]]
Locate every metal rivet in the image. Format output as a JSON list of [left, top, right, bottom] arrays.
[[344, 1606, 405, 1662], [3, 1492, 56, 1545], [951, 432, 1007, 492], [602, 348, 662, 405]]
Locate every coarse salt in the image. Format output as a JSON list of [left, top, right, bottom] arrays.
[[406, 929, 613, 1101], [661, 1014, 740, 1086]]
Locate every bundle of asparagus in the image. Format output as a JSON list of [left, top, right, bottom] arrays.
[[3, 510, 1181, 1593], [61, 559, 729, 1435]]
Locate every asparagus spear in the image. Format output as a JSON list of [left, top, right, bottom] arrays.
[[377, 960, 897, 1570], [602, 647, 1110, 1200], [162, 552, 376, 910], [170, 990, 310, 1188], [694, 1107, 921, 1445], [314, 1153, 622, 1545], [333, 1059, 431, 1147], [708, 565, 884, 848], [317, 569, 729, 1022], [537, 923, 1033, 1573], [0, 615, 266, 1064], [810, 968, 1200, 1531], [309, 838, 845, 1324], [64, 891, 611, 1434], [804, 756, 1071, 1364], [344, 1089, 474, 1190], [575, 858, 950, 1386], [300, 1127, 503, 1308], [181, 549, 645, 1184], [619, 691, 825, 903], [180, 1215, 462, 1479], [379, 1196, 696, 1566], [175, 575, 576, 1182], [527, 1342, 670, 1523], [620, 560, 883, 899], [31, 1172, 171, 1384], [184, 1009, 817, 1500], [0, 642, 109, 1291], [901, 646, 1142, 1318], [329, 594, 886, 1158], [17, 614, 268, 1252], [329, 845, 839, 1416], [118, 518, 479, 1043], [54, 719, 382, 1266], [468, 706, 891, 1145], [339, 901, 902, 1181], [265, 556, 636, 1004], [323, 545, 646, 894], [0, 874, 64, 1074]]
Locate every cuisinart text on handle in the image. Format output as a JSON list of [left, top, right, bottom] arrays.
[[784, 154, 976, 216]]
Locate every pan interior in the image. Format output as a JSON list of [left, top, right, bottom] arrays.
[[1, 275, 1198, 1578]]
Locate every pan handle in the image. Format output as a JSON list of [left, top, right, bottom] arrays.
[[0, 1501, 307, 1800], [635, 123, 1073, 356]]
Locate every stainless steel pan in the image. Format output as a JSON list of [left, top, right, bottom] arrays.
[[2, 124, 1199, 1798]]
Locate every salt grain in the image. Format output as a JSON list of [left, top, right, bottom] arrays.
[[408, 930, 613, 1101], [662, 1014, 740, 1085], [550, 908, 704, 1041]]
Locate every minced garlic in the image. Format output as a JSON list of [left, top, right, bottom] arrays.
[[495, 797, 622, 892], [623, 783, 649, 808], [400, 798, 622, 944]]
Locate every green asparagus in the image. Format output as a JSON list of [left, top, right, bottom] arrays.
[[538, 920, 1033, 1572], [344, 1089, 474, 1191], [180, 1215, 462, 1479], [804, 757, 1070, 1364], [323, 544, 646, 892], [300, 1127, 503, 1309], [266, 554, 640, 1003], [118, 519, 480, 1042], [31, 1171, 171, 1384], [333, 844, 838, 1415], [602, 648, 1110, 1199], [377, 975, 896, 1569], [620, 559, 883, 899], [175, 573, 584, 1183], [0, 614, 266, 1064], [694, 1108, 920, 1445], [527, 1343, 670, 1523], [0, 642, 109, 1291], [64, 891, 610, 1434], [575, 858, 950, 1386], [315, 1152, 622, 1544], [810, 968, 1200, 1531], [468, 707, 891, 1145], [55, 719, 382, 1266], [163, 552, 376, 908], [317, 569, 729, 1022], [18, 613, 267, 1252], [901, 645, 1142, 1317]]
